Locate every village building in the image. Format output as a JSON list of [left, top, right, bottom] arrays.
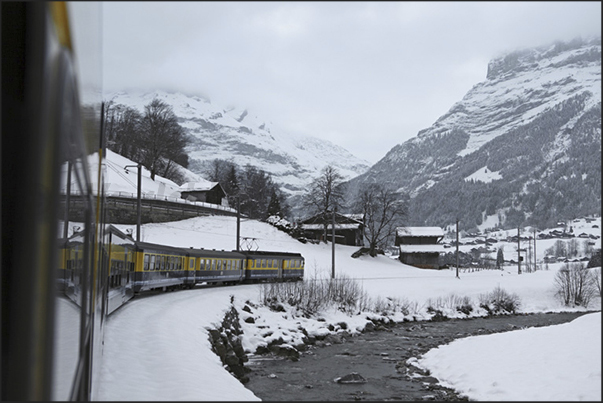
[[179, 180, 227, 207], [395, 226, 445, 269], [299, 212, 364, 246]]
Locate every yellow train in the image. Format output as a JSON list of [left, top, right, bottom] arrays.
[[1, 3, 303, 400]]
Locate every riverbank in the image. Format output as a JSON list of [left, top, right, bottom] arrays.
[[243, 311, 594, 401]]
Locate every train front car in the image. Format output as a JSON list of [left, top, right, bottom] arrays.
[[133, 241, 191, 292], [281, 252, 305, 281], [242, 250, 305, 283], [189, 248, 245, 286]]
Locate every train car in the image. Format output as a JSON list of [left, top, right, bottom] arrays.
[[133, 241, 191, 292], [188, 248, 246, 286], [103, 225, 136, 314], [281, 252, 305, 281], [241, 250, 305, 283], [60, 231, 87, 303], [1, 3, 306, 400]]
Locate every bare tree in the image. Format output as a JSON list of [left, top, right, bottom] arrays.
[[103, 101, 143, 161], [357, 183, 407, 256], [303, 165, 346, 243], [139, 98, 188, 180]]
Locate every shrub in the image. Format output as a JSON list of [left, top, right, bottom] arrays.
[[554, 263, 598, 308], [425, 294, 473, 316], [259, 273, 368, 316], [478, 286, 521, 315], [426, 306, 448, 321]]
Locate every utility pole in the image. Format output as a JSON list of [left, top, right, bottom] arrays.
[[331, 207, 336, 279], [533, 228, 537, 271], [63, 161, 72, 239], [517, 227, 521, 275], [236, 196, 240, 252], [125, 163, 142, 241], [456, 219, 460, 278], [527, 232, 532, 272]]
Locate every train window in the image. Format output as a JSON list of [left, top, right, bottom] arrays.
[[150, 255, 155, 270], [262, 259, 266, 268], [226, 260, 229, 270], [189, 258, 194, 270], [273, 259, 277, 268]]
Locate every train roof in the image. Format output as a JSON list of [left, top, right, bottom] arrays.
[[135, 241, 191, 255], [238, 250, 304, 258], [188, 248, 246, 258]]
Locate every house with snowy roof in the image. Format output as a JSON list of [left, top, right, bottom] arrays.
[[300, 212, 364, 246], [179, 180, 227, 207], [395, 226, 445, 269]]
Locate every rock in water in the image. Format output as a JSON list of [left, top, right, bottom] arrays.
[[334, 372, 367, 384]]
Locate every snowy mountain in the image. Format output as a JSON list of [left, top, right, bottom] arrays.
[[343, 37, 601, 232], [104, 90, 371, 200]]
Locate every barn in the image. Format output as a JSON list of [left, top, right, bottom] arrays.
[[179, 180, 227, 206], [395, 226, 445, 269], [300, 212, 364, 246]]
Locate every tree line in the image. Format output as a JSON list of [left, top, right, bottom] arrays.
[[103, 98, 190, 183], [204, 159, 290, 221]]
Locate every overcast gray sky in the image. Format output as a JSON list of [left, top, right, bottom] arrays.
[[102, 1, 601, 164]]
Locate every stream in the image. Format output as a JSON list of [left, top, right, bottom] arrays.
[[244, 311, 591, 401]]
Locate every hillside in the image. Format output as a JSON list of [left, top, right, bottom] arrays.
[[343, 37, 601, 232], [104, 90, 370, 200]]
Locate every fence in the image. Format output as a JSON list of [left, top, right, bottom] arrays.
[[60, 191, 237, 225]]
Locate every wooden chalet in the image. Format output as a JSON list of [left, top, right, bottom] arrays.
[[300, 212, 364, 246], [395, 226, 445, 269], [179, 180, 227, 206]]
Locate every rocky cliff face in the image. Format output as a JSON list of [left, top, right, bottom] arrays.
[[343, 37, 601, 232]]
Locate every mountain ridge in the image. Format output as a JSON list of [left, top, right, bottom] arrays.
[[105, 90, 371, 200], [343, 37, 601, 232]]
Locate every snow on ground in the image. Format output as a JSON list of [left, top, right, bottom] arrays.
[[416, 312, 601, 401], [85, 215, 601, 401]]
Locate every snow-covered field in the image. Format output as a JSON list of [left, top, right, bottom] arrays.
[[79, 214, 602, 401]]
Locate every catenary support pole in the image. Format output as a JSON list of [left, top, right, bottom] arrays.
[[456, 219, 459, 278], [331, 208, 336, 279], [136, 163, 142, 242], [518, 227, 521, 274]]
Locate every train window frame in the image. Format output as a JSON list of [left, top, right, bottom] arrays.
[[150, 254, 156, 271]]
